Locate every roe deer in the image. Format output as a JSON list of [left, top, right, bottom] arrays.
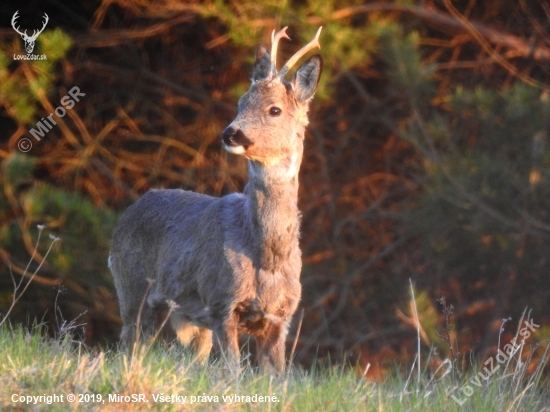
[[109, 26, 322, 371]]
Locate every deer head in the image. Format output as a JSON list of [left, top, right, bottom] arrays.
[[12, 11, 49, 54], [222, 27, 323, 165]]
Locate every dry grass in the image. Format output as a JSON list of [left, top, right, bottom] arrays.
[[0, 322, 549, 411]]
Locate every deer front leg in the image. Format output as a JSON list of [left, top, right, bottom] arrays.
[[256, 319, 286, 372], [212, 314, 240, 367]]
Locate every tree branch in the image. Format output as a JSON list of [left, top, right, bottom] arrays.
[[326, 3, 550, 62]]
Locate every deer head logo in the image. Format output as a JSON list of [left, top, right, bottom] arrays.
[[11, 11, 49, 54]]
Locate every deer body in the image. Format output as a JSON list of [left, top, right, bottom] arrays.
[[109, 27, 322, 370]]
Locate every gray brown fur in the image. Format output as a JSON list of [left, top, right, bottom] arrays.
[[109, 27, 322, 371]]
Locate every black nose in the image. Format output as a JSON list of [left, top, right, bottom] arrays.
[[222, 126, 237, 146], [222, 127, 253, 149]]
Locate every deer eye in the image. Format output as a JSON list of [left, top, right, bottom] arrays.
[[268, 107, 282, 117]]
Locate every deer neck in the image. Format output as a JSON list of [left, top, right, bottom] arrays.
[[244, 141, 303, 272]]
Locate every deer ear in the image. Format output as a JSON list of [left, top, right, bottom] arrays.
[[252, 45, 271, 81], [292, 55, 322, 102]]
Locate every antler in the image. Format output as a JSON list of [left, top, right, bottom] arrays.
[[11, 11, 49, 40], [31, 13, 49, 39], [270, 27, 290, 75], [278, 26, 322, 78], [11, 11, 27, 37]]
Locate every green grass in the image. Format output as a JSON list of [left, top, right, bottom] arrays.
[[0, 325, 548, 411]]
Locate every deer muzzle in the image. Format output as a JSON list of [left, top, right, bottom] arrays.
[[222, 127, 253, 153]]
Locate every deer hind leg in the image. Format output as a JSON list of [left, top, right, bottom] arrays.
[[117, 277, 157, 348], [170, 313, 212, 363]]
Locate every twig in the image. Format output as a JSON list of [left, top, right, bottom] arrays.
[[288, 308, 304, 370], [0, 226, 60, 327], [409, 278, 421, 391], [436, 296, 461, 378], [325, 3, 550, 62]]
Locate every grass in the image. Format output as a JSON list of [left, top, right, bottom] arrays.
[[2, 231, 549, 410], [0, 324, 549, 411]]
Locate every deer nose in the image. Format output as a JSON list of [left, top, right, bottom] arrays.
[[222, 127, 238, 146]]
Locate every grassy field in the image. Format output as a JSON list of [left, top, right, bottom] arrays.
[[0, 324, 549, 411]]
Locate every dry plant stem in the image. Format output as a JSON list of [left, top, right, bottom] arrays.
[[19, 226, 43, 283], [287, 308, 304, 370], [131, 279, 154, 359], [362, 362, 371, 378], [133, 303, 177, 362], [402, 355, 417, 400], [436, 296, 460, 377], [425, 358, 452, 388], [409, 279, 421, 391], [126, 292, 178, 387], [497, 316, 512, 353], [0, 227, 60, 327], [529, 342, 550, 389], [445, 314, 456, 361], [504, 308, 530, 375]]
